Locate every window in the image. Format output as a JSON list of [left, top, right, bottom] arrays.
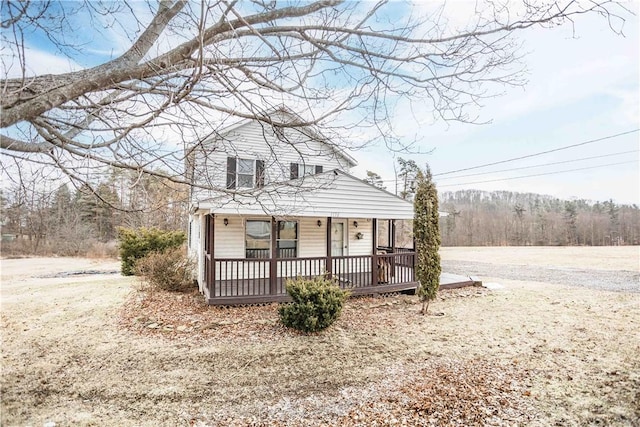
[[245, 220, 271, 258], [290, 163, 323, 179], [277, 221, 298, 258], [227, 157, 265, 189], [298, 164, 316, 177], [237, 158, 255, 188]]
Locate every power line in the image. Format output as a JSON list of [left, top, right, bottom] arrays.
[[437, 160, 638, 188], [433, 129, 639, 177], [436, 150, 638, 181]]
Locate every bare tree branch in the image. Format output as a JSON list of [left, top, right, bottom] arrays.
[[0, 0, 630, 200]]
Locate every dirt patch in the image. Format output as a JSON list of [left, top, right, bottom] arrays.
[[2, 248, 639, 426]]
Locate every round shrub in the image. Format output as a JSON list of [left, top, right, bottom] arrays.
[[134, 246, 194, 292], [279, 275, 349, 333]]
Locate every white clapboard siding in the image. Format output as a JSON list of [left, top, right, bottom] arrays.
[[212, 215, 327, 259], [191, 118, 355, 201], [347, 218, 373, 256], [213, 215, 245, 258], [298, 217, 326, 257]]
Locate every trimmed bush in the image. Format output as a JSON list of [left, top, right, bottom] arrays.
[[279, 275, 349, 333], [134, 246, 194, 292], [117, 227, 186, 276]]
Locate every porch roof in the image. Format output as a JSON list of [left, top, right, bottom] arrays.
[[194, 170, 414, 219]]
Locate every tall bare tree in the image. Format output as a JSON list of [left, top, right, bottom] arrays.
[[1, 0, 630, 196]]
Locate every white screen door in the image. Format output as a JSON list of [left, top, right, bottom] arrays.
[[331, 222, 345, 256]]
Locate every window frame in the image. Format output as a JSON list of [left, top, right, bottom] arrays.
[[276, 220, 298, 258], [245, 219, 272, 259], [236, 158, 255, 188], [298, 163, 316, 178], [290, 162, 323, 180]]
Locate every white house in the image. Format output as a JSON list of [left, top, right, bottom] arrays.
[[187, 108, 418, 305]]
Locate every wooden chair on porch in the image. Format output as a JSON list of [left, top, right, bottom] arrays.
[[377, 250, 390, 284]]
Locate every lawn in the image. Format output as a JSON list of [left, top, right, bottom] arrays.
[[1, 247, 638, 426]]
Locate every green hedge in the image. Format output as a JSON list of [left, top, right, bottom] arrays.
[[279, 275, 349, 333], [117, 227, 186, 276]]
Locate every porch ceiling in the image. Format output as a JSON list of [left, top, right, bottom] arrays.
[[195, 170, 414, 219]]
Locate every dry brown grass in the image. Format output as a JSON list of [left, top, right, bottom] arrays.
[[1, 248, 639, 426]]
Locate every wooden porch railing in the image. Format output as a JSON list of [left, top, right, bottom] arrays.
[[207, 250, 416, 303]]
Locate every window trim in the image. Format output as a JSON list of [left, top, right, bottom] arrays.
[[227, 157, 265, 189], [290, 162, 323, 180], [276, 220, 298, 258], [298, 163, 316, 178], [245, 219, 272, 259], [236, 157, 255, 188]]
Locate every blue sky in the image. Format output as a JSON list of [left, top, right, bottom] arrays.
[[3, 1, 638, 205], [352, 3, 639, 205]]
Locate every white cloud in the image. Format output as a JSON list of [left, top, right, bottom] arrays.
[[2, 46, 82, 78]]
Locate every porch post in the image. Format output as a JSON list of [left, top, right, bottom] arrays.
[[390, 220, 396, 253], [325, 217, 332, 275], [372, 218, 378, 286], [390, 219, 397, 277], [206, 214, 215, 297], [270, 217, 277, 295]]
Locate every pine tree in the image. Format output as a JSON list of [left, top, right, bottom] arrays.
[[363, 170, 386, 190], [414, 166, 441, 315], [397, 158, 420, 200]]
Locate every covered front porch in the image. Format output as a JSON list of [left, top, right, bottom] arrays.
[[201, 215, 417, 305], [188, 170, 421, 305]]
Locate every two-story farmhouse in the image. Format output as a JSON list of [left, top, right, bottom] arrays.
[[187, 107, 418, 305]]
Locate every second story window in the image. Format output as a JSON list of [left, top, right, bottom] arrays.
[[299, 164, 316, 177], [290, 162, 323, 179], [227, 157, 265, 189], [237, 158, 255, 187]]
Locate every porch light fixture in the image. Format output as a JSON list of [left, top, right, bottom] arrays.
[[353, 221, 358, 228], [317, 220, 322, 227], [223, 218, 229, 226]]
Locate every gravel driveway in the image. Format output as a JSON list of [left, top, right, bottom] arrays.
[[442, 260, 640, 293]]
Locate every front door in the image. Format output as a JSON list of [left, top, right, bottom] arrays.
[[331, 221, 346, 256]]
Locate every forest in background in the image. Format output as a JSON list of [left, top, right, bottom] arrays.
[[1, 165, 638, 257], [1, 168, 187, 256], [439, 190, 639, 246]]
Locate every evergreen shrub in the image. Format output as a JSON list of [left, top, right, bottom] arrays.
[[134, 246, 194, 292], [117, 227, 186, 275], [279, 276, 349, 333]]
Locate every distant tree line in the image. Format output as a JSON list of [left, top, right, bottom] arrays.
[[1, 166, 187, 256], [439, 190, 639, 246]]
